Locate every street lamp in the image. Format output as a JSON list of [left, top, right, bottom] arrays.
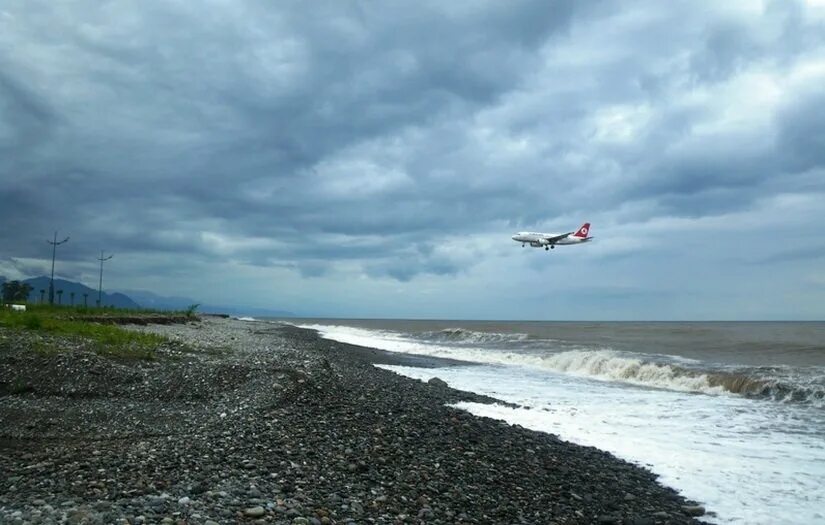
[[47, 231, 70, 305], [97, 251, 113, 308]]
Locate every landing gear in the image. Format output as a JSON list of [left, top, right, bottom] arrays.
[[545, 246, 549, 251], [551, 245, 555, 249], [522, 244, 525, 247]]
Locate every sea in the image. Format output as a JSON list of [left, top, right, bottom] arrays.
[[279, 319, 825, 524]]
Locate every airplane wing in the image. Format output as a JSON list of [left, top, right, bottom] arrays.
[[541, 232, 573, 243]]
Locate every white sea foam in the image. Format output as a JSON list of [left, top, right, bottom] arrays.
[[422, 327, 531, 345], [376, 363, 825, 525], [297, 321, 825, 524], [299, 323, 825, 405], [538, 349, 726, 394], [299, 324, 730, 396], [296, 324, 825, 524]]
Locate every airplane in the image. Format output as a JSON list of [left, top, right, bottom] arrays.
[[512, 223, 593, 251]]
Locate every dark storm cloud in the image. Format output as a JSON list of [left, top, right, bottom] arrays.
[[775, 87, 825, 172], [1, 0, 824, 286], [1, 0, 579, 267], [0, 70, 58, 156]]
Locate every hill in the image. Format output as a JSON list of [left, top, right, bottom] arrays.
[[1, 276, 141, 309], [1, 276, 294, 316], [120, 289, 295, 318]]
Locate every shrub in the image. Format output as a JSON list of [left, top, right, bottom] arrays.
[[23, 314, 42, 330]]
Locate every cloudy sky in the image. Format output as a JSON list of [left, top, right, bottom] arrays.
[[1, 1, 824, 320]]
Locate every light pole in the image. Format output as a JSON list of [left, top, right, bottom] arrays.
[[47, 231, 70, 305], [97, 251, 113, 308]]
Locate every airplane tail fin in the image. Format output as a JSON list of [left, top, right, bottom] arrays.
[[573, 222, 591, 238]]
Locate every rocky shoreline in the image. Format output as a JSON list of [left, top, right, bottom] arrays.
[[0, 317, 709, 524]]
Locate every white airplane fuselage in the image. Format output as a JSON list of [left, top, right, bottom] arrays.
[[512, 223, 593, 250], [512, 232, 589, 246]]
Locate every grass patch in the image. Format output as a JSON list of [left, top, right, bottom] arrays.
[[22, 313, 42, 330], [15, 303, 175, 317], [1, 307, 166, 360]]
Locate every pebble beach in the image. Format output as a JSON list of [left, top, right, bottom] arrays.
[[0, 317, 707, 524]]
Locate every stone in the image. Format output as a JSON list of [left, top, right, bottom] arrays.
[[427, 377, 448, 388], [682, 505, 706, 516], [244, 506, 266, 518]]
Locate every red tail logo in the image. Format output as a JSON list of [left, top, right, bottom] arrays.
[[573, 223, 590, 238]]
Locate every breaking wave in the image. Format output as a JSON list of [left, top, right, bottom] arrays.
[[295, 323, 824, 407], [709, 369, 825, 406], [534, 350, 824, 407], [537, 350, 721, 393], [419, 327, 531, 346]]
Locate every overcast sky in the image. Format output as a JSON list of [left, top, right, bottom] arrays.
[[1, 0, 824, 320]]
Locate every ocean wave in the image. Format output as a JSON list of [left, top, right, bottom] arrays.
[[294, 323, 824, 406], [708, 370, 825, 406], [419, 327, 531, 346], [536, 350, 724, 394], [535, 350, 824, 406]]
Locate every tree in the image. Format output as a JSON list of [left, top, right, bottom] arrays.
[[83, 293, 88, 307], [56, 290, 63, 305], [2, 281, 33, 303], [39, 289, 45, 303], [70, 292, 75, 306]]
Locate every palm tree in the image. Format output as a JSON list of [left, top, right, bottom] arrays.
[[56, 290, 63, 305]]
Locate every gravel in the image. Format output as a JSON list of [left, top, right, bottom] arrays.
[[0, 317, 710, 524]]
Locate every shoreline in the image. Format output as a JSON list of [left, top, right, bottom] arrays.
[[1, 317, 708, 524]]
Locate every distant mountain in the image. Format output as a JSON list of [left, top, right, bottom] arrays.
[[120, 289, 196, 311], [120, 289, 295, 318], [2, 275, 295, 316], [7, 276, 142, 308]]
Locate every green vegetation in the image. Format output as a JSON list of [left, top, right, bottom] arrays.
[[2, 303, 202, 319], [185, 303, 200, 318], [14, 303, 166, 317], [1, 280, 33, 303], [0, 304, 172, 360]]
